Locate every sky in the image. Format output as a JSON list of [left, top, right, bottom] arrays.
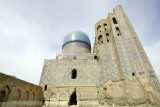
[[0, 0, 160, 85]]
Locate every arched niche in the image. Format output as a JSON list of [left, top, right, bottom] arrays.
[[10, 89, 21, 101], [21, 91, 29, 101], [0, 85, 11, 102], [0, 90, 7, 102], [50, 93, 57, 102], [29, 92, 35, 101], [59, 93, 67, 101]]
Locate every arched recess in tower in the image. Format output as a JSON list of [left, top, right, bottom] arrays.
[[112, 17, 118, 24]]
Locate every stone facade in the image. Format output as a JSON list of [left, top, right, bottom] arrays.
[[40, 5, 160, 107], [0, 72, 43, 107]]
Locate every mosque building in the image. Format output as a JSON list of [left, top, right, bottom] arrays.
[[39, 5, 160, 106], [0, 5, 160, 107]]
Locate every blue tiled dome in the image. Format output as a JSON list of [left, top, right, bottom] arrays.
[[63, 31, 91, 46]]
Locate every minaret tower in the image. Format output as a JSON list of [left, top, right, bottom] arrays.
[[94, 5, 160, 105]]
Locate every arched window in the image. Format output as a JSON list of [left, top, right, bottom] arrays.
[[42, 99, 45, 105], [73, 56, 76, 59], [71, 69, 77, 79], [98, 35, 102, 40], [98, 35, 103, 45], [132, 73, 135, 76], [103, 23, 107, 26], [106, 33, 109, 36], [97, 25, 101, 30], [44, 85, 47, 91], [94, 56, 97, 59], [116, 27, 121, 36], [112, 17, 118, 24]]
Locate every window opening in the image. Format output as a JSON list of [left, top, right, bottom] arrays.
[[71, 69, 77, 79], [44, 85, 47, 91], [104, 23, 107, 26], [106, 33, 109, 36], [42, 99, 45, 105], [73, 56, 76, 59], [98, 35, 103, 45], [107, 39, 109, 42], [103, 88, 107, 90], [97, 25, 101, 30], [132, 73, 135, 76], [112, 17, 118, 24], [98, 35, 102, 40], [116, 27, 121, 36], [94, 56, 97, 59], [116, 27, 119, 30]]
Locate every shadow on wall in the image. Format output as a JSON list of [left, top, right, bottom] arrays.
[[0, 72, 43, 107]]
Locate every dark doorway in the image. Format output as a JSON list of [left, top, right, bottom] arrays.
[[0, 90, 6, 102], [69, 90, 77, 105]]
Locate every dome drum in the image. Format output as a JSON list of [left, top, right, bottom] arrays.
[[62, 40, 91, 50], [62, 40, 91, 53]]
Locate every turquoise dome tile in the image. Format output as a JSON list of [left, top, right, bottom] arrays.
[[63, 31, 91, 46]]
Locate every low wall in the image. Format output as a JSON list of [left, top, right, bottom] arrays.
[[0, 72, 43, 107]]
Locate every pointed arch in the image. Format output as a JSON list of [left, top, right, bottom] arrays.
[[60, 93, 67, 101], [21, 91, 29, 101], [29, 92, 35, 101], [10, 89, 21, 101], [50, 93, 57, 102], [50, 93, 56, 98], [0, 85, 11, 102], [69, 90, 77, 105]]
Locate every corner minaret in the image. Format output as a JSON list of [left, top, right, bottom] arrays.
[[94, 5, 160, 105], [113, 5, 160, 92]]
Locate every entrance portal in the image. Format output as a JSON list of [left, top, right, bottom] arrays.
[[69, 90, 77, 105]]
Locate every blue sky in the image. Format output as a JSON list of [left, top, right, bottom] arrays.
[[0, 0, 160, 85]]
